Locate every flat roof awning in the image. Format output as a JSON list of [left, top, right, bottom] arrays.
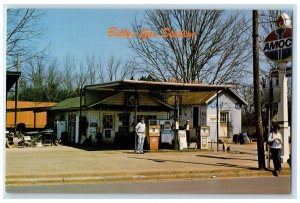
[[6, 71, 21, 92], [84, 80, 236, 108], [85, 80, 235, 92]]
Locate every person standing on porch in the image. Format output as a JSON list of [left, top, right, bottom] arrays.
[[135, 117, 146, 154]]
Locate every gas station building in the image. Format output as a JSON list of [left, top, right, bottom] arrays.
[[48, 80, 247, 150]]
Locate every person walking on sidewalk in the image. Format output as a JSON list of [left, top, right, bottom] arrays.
[[268, 124, 283, 176], [135, 117, 146, 154]]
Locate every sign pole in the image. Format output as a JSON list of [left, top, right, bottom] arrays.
[[277, 62, 290, 162], [262, 13, 292, 164], [267, 73, 273, 169]]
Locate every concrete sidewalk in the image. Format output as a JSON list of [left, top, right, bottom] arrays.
[[5, 143, 290, 185]]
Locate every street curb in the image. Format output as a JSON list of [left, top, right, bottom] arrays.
[[6, 168, 291, 186]]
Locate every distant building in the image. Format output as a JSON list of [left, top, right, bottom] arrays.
[[168, 89, 248, 142], [6, 101, 56, 130], [47, 80, 246, 147]]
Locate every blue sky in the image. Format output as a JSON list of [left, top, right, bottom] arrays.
[[40, 9, 145, 61], [7, 8, 294, 73]]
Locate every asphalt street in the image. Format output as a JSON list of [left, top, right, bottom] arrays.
[[5, 176, 291, 196]]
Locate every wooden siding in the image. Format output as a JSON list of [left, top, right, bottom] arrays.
[[101, 92, 163, 106], [101, 92, 125, 105]]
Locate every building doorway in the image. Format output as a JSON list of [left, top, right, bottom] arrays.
[[193, 107, 199, 128], [220, 111, 230, 138]]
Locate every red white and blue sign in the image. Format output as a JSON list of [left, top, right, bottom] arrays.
[[263, 27, 292, 62]]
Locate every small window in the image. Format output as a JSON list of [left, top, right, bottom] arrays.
[[103, 114, 114, 129], [220, 112, 229, 123]]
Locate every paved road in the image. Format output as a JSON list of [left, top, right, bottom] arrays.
[[5, 176, 291, 196]]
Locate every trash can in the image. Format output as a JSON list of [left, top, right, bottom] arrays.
[[233, 134, 238, 144], [240, 132, 250, 144]]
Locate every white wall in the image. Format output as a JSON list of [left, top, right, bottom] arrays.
[[207, 93, 242, 141], [179, 93, 243, 142]]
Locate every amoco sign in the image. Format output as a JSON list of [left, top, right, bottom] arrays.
[[263, 13, 292, 62]]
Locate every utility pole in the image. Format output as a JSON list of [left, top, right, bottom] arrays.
[[14, 56, 20, 134], [252, 10, 266, 170]]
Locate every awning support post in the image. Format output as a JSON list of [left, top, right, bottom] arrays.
[[134, 87, 138, 152]]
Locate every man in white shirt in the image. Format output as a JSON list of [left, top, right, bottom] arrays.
[[268, 124, 283, 176], [135, 117, 146, 154]]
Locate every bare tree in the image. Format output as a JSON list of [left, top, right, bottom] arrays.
[[95, 57, 105, 83], [17, 56, 63, 102], [27, 56, 45, 101], [15, 52, 138, 102], [129, 10, 252, 84], [6, 9, 47, 70], [107, 55, 121, 82], [84, 55, 106, 84], [61, 55, 78, 98], [85, 56, 97, 85], [238, 83, 255, 126], [119, 60, 136, 80], [71, 55, 106, 96], [74, 65, 87, 95], [16, 56, 47, 102], [44, 60, 62, 102]]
